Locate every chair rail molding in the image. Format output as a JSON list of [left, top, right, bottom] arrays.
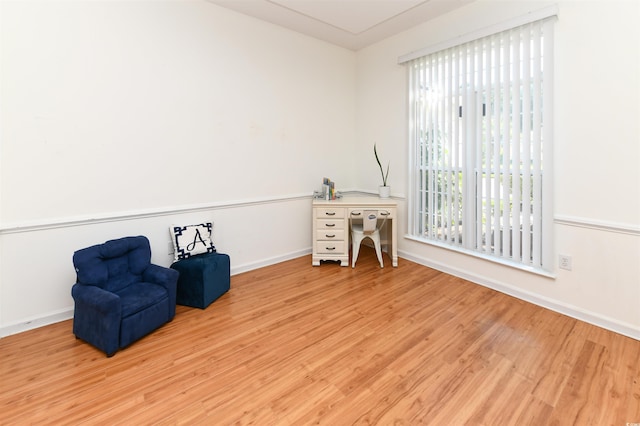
[[554, 215, 640, 236], [0, 193, 314, 235]]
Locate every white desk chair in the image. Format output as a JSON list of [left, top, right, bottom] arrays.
[[350, 210, 389, 268]]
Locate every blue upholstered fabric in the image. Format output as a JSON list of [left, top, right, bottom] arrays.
[[170, 252, 230, 309], [74, 236, 151, 293], [71, 236, 179, 357]]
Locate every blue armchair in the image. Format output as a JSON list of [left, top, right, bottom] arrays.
[[71, 236, 179, 357]]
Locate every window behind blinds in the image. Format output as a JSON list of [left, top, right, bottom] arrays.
[[406, 15, 556, 272]]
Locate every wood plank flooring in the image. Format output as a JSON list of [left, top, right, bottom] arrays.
[[1, 247, 639, 425]]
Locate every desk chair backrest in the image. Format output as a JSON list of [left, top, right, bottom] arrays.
[[350, 209, 390, 268]]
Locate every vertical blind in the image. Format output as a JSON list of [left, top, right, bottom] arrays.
[[405, 15, 556, 271]]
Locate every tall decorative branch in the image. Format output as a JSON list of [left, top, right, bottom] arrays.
[[374, 143, 389, 187]]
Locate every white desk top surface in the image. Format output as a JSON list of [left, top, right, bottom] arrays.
[[312, 195, 397, 207]]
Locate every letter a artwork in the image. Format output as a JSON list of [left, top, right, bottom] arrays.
[[186, 228, 207, 251]]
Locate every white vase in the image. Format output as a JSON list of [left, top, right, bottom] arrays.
[[378, 185, 390, 199]]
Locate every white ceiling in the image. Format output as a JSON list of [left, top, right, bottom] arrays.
[[207, 0, 474, 51]]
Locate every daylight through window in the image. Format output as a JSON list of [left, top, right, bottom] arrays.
[[405, 15, 556, 272]]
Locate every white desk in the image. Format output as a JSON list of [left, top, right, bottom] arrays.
[[312, 196, 398, 267]]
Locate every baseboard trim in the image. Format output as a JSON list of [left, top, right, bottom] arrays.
[[0, 308, 74, 338], [4, 249, 637, 341], [0, 249, 313, 338], [399, 250, 640, 341], [230, 249, 312, 276]]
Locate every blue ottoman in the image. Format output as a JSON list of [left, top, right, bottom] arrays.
[[170, 252, 230, 309]]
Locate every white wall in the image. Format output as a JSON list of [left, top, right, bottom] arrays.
[[0, 0, 356, 334], [355, 0, 640, 338], [1, 0, 356, 223]]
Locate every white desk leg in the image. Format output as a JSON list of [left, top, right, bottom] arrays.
[[391, 218, 398, 267]]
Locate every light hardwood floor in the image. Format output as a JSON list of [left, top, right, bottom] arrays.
[[1, 247, 639, 425]]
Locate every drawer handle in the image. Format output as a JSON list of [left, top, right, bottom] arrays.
[[326, 247, 336, 251], [325, 223, 336, 227], [325, 234, 336, 238], [351, 212, 361, 216], [325, 212, 336, 216], [380, 211, 390, 216]]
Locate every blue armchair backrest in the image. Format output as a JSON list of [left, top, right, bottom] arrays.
[[73, 236, 152, 293]]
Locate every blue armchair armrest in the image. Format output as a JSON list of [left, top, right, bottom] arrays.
[[71, 284, 122, 356]]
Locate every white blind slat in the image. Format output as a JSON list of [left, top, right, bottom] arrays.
[[512, 27, 522, 261], [541, 19, 555, 270], [492, 32, 501, 256], [532, 22, 542, 267], [501, 30, 512, 258], [521, 23, 532, 264]]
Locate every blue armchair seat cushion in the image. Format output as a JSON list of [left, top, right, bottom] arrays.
[[117, 283, 169, 318]]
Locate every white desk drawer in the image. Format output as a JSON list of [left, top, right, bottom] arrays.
[[316, 208, 345, 219], [349, 208, 394, 219], [316, 229, 345, 241], [317, 219, 344, 230], [315, 240, 347, 254]]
